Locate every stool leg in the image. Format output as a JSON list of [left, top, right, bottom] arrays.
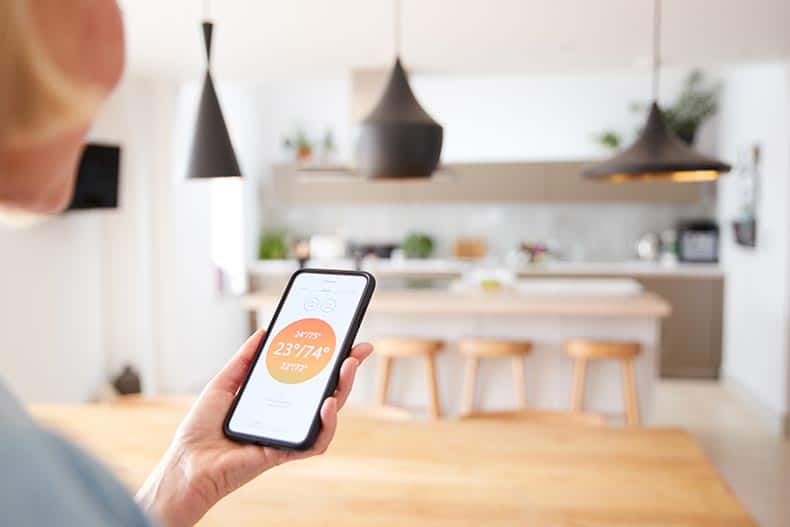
[[424, 354, 441, 419], [511, 355, 526, 409], [621, 358, 640, 425], [376, 356, 392, 407], [571, 358, 587, 412], [462, 356, 479, 416]]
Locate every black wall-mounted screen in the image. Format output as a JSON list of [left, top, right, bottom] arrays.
[[67, 143, 121, 210]]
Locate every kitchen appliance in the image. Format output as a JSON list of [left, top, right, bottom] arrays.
[[636, 232, 660, 261], [348, 242, 399, 260], [677, 220, 719, 263], [309, 235, 346, 261]]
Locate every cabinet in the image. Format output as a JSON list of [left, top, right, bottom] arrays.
[[271, 162, 711, 205], [515, 271, 724, 378], [638, 276, 724, 379]]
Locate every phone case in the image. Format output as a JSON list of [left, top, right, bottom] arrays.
[[223, 269, 376, 450]]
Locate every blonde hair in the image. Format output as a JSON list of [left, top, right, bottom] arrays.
[[0, 0, 103, 145]]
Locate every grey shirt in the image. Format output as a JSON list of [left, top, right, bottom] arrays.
[[0, 382, 156, 526]]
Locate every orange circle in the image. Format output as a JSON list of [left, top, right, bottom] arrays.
[[266, 318, 337, 383]]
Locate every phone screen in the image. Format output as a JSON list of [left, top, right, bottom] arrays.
[[227, 271, 370, 445]]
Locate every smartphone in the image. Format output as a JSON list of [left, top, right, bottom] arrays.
[[224, 269, 376, 450]]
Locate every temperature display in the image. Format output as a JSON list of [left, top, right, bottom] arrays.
[[265, 318, 337, 383]]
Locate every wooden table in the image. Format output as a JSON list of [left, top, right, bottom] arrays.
[[31, 398, 756, 527]]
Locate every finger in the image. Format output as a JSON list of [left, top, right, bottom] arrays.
[[285, 396, 338, 462], [349, 342, 374, 363], [205, 329, 266, 394], [333, 343, 373, 410], [334, 356, 360, 410], [311, 397, 338, 455]]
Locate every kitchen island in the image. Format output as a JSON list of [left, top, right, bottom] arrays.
[[249, 260, 722, 379], [243, 287, 670, 422]]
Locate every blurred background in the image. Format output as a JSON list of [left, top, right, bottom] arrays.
[[2, 1, 789, 525]]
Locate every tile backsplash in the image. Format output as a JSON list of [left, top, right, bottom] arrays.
[[271, 201, 712, 262]]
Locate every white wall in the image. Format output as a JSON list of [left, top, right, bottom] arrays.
[[0, 215, 104, 402], [0, 78, 165, 402], [717, 63, 790, 432], [413, 69, 719, 162], [0, 75, 252, 401], [0, 77, 160, 403]]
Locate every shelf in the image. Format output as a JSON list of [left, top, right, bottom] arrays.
[[271, 161, 710, 205]]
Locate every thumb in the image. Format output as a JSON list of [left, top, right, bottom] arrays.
[[205, 329, 266, 395]]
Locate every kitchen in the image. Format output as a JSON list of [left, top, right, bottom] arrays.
[[242, 65, 729, 418], [2, 1, 789, 526]]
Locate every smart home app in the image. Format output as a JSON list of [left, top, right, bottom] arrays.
[[228, 272, 369, 444]]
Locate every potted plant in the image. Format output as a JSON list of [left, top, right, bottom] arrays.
[[401, 232, 435, 259], [634, 70, 720, 145], [258, 231, 289, 260], [282, 130, 314, 162], [319, 129, 336, 164], [594, 69, 721, 150]]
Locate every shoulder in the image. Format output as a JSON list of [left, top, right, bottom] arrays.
[[0, 388, 154, 526]]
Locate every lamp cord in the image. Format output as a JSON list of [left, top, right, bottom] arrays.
[[652, 0, 661, 101], [393, 0, 402, 58]]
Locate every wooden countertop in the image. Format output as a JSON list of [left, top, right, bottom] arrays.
[[243, 289, 671, 318], [249, 259, 724, 280], [31, 397, 755, 527]]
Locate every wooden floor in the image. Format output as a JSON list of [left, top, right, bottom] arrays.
[[654, 380, 790, 527], [31, 397, 757, 527]]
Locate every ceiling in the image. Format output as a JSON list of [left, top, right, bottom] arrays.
[[118, 0, 790, 80]]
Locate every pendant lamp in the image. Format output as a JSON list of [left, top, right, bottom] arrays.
[[583, 0, 730, 182], [187, 18, 241, 179], [357, 0, 443, 180]]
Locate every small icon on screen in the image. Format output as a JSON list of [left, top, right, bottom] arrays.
[[304, 297, 320, 311], [321, 298, 337, 313]]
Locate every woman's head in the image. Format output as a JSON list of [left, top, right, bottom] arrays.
[[0, 0, 124, 217]]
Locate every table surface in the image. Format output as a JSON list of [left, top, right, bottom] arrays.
[[31, 398, 754, 527], [244, 289, 672, 318]]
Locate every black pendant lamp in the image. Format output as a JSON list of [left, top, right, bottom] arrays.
[[357, 0, 443, 180], [187, 17, 241, 179], [583, 0, 730, 182]]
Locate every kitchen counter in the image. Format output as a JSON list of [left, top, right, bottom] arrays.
[[515, 261, 722, 278], [248, 261, 723, 380], [248, 259, 722, 280], [244, 285, 669, 421]]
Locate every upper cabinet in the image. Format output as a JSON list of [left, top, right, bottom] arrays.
[[270, 162, 711, 205]]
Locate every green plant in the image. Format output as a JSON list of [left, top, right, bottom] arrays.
[[593, 130, 623, 150], [594, 69, 721, 150], [401, 232, 434, 259], [282, 129, 314, 160], [632, 69, 721, 144], [321, 129, 336, 156], [258, 231, 289, 260]]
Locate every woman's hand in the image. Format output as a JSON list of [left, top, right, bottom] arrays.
[[136, 330, 373, 527]]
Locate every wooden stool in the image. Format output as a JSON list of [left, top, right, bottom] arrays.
[[373, 337, 445, 419], [458, 338, 533, 416], [566, 339, 642, 425]]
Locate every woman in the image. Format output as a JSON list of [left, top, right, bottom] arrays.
[[0, 2, 373, 525]]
